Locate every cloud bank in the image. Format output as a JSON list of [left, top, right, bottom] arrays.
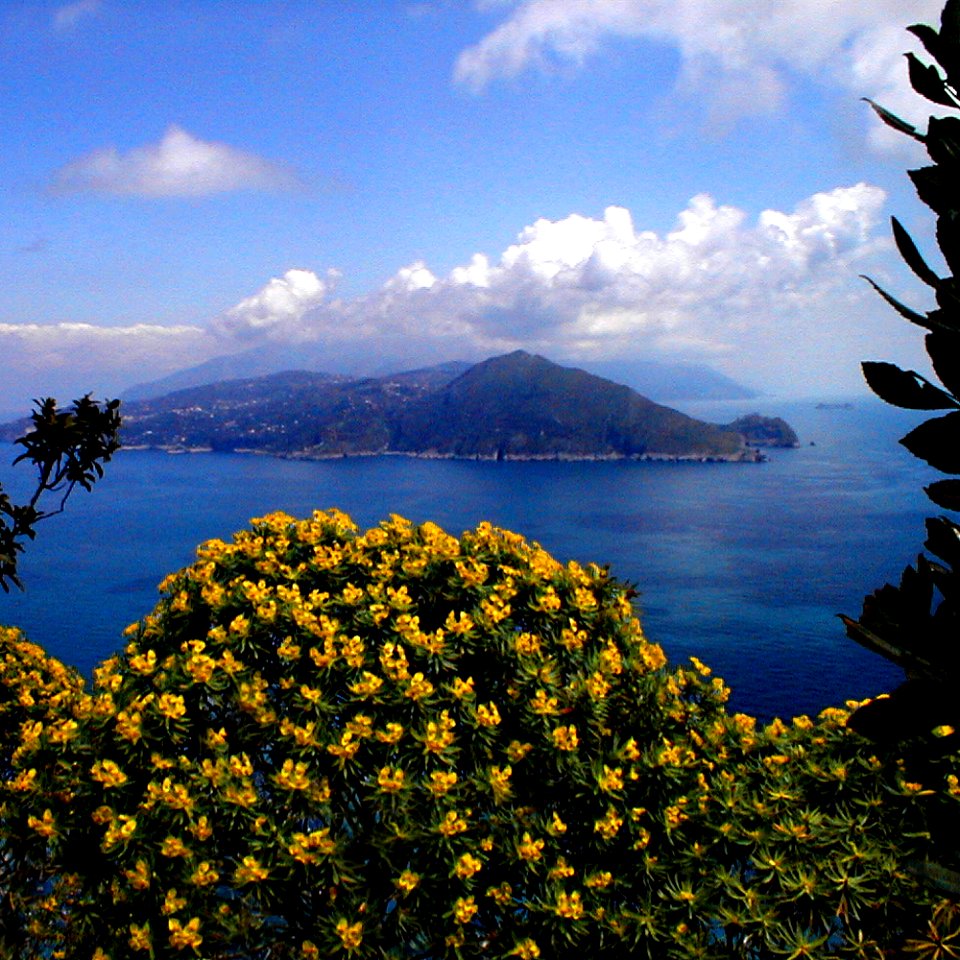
[[455, 0, 943, 146], [50, 126, 299, 197], [53, 0, 101, 32], [0, 183, 910, 411], [213, 182, 898, 392]]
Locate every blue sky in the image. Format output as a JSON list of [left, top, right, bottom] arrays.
[[0, 0, 948, 414]]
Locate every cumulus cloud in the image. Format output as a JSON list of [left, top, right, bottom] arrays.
[[53, 0, 101, 32], [455, 0, 944, 145], [213, 268, 340, 341], [49, 126, 299, 197], [0, 182, 910, 411], [212, 182, 908, 393]]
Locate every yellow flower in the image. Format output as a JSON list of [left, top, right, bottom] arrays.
[[555, 890, 584, 919], [128, 922, 152, 951], [506, 740, 533, 762], [517, 831, 544, 862], [405, 672, 435, 701], [190, 861, 219, 887], [124, 860, 151, 890], [129, 649, 157, 675], [487, 764, 513, 802], [91, 759, 128, 789], [551, 725, 579, 752], [423, 711, 456, 753], [548, 812, 567, 835], [453, 895, 478, 924], [115, 710, 142, 743], [438, 809, 469, 836], [486, 881, 513, 904], [530, 689, 560, 715], [234, 856, 270, 884], [157, 693, 186, 720], [27, 808, 57, 838], [160, 836, 192, 858], [455, 853, 483, 879], [428, 770, 458, 796], [275, 759, 312, 791], [585, 871, 613, 889], [513, 632, 541, 656], [476, 702, 501, 727], [168, 916, 202, 950], [396, 870, 420, 894], [335, 918, 363, 951], [599, 765, 624, 793], [162, 888, 187, 915], [451, 675, 475, 698], [509, 938, 541, 959], [377, 766, 406, 793], [376, 722, 404, 744], [350, 671, 384, 697], [548, 857, 575, 880], [593, 807, 623, 840]]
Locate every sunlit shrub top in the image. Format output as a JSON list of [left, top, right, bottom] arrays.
[[3, 510, 958, 959]]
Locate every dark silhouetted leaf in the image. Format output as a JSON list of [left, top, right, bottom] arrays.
[[863, 98, 925, 141], [909, 165, 960, 214], [927, 115, 960, 163], [909, 23, 945, 65], [861, 275, 932, 328], [943, 0, 960, 50], [862, 361, 959, 409], [893, 216, 942, 287], [927, 330, 960, 395], [907, 51, 959, 106], [901, 411, 960, 472], [925, 516, 960, 567], [926, 478, 960, 509], [936, 214, 960, 276]]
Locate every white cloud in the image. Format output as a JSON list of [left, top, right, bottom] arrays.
[[211, 182, 910, 394], [49, 126, 299, 197], [213, 269, 340, 341], [53, 0, 101, 32], [455, 0, 944, 146], [0, 182, 913, 411]]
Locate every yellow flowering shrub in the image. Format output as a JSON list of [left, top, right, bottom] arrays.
[[2, 512, 959, 958]]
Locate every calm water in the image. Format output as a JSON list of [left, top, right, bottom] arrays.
[[0, 396, 935, 720]]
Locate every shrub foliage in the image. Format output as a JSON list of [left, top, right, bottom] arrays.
[[2, 510, 959, 958]]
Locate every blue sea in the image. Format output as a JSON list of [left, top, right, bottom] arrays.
[[0, 396, 937, 720]]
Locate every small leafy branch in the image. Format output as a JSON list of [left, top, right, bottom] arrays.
[[0, 396, 121, 592], [842, 4, 960, 742]]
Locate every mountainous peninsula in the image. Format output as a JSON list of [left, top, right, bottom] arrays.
[[0, 353, 796, 462]]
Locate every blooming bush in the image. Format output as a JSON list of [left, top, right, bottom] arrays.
[[2, 510, 958, 959]]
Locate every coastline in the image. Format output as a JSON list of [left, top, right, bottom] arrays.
[[119, 443, 769, 464]]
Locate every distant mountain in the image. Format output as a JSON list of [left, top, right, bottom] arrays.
[[103, 352, 780, 462], [570, 359, 759, 401], [124, 347, 756, 402]]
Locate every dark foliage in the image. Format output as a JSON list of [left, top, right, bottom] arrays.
[[0, 396, 121, 591], [844, 2, 960, 754]]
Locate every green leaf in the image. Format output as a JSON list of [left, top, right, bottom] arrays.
[[892, 216, 942, 288], [863, 98, 925, 142], [926, 478, 960, 510], [926, 331, 960, 395], [862, 361, 959, 409], [900, 411, 960, 473], [906, 52, 960, 107], [860, 275, 932, 328]]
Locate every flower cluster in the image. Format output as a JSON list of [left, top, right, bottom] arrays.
[[1, 512, 958, 958]]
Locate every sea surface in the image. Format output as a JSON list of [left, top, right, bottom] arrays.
[[0, 396, 938, 720]]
